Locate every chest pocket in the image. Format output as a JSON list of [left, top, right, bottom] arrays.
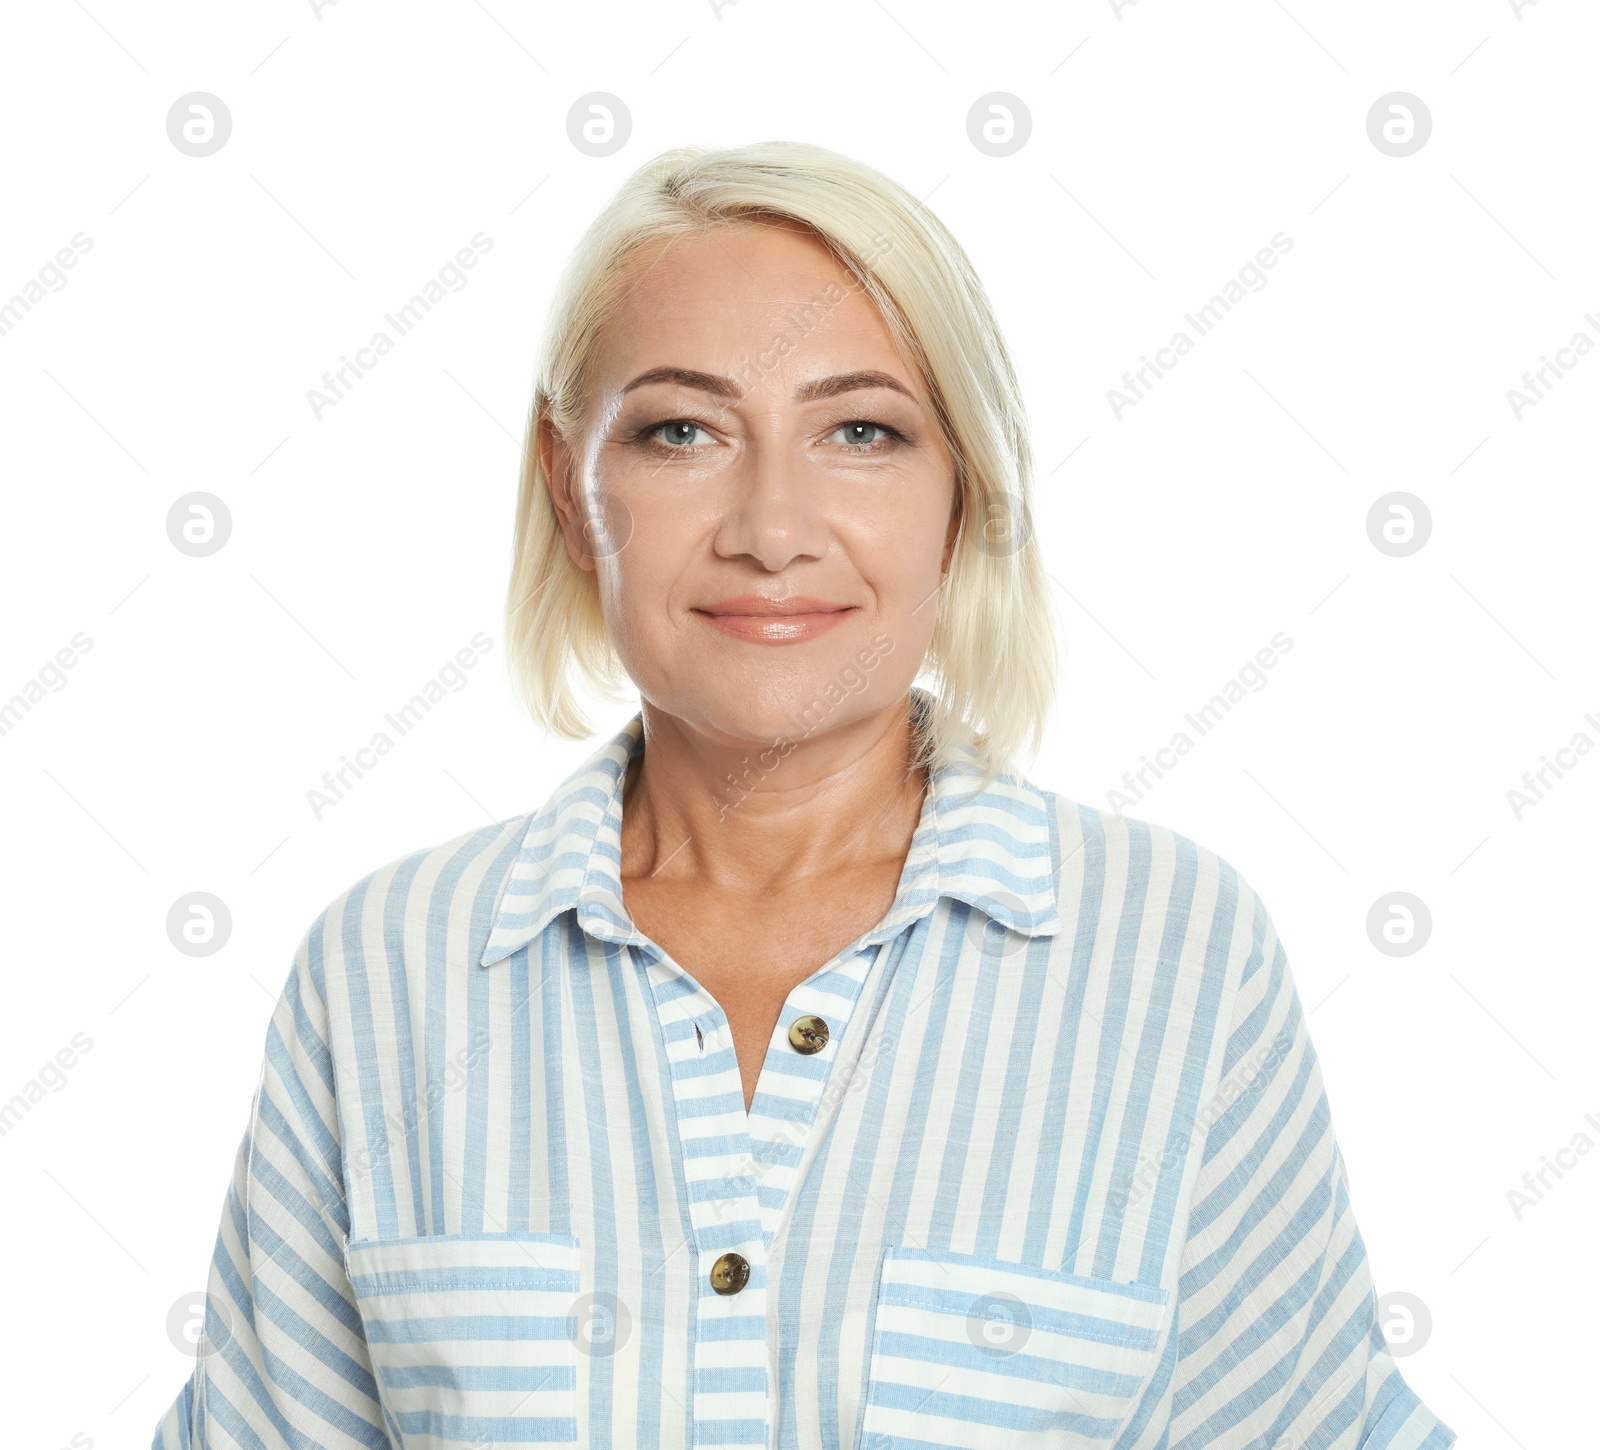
[[858, 1246, 1169, 1449], [346, 1232, 582, 1449]]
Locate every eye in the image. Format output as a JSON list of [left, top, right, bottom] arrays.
[[827, 421, 896, 448], [649, 419, 714, 449]]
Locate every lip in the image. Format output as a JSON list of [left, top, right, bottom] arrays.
[[693, 596, 855, 644]]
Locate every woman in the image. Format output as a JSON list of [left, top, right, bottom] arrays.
[[155, 142, 1453, 1450]]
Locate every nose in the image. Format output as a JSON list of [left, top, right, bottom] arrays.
[[712, 435, 830, 572]]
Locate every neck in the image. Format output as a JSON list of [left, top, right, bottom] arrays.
[[618, 695, 928, 892]]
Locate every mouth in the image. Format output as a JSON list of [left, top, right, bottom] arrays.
[[693, 595, 855, 644]]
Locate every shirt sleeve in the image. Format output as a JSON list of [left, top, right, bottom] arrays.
[[152, 925, 391, 1449], [1166, 876, 1455, 1450]]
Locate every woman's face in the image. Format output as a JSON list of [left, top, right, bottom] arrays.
[[544, 220, 958, 752]]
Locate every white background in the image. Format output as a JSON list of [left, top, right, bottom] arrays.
[[2, 0, 1595, 1445]]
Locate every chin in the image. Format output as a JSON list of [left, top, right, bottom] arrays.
[[632, 622, 917, 749], [659, 672, 907, 753]]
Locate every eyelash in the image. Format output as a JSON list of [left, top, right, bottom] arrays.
[[632, 416, 910, 455]]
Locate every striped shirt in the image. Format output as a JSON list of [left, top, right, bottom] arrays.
[[155, 693, 1454, 1450]]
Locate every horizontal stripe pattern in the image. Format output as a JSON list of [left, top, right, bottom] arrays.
[[861, 1247, 1172, 1448], [155, 690, 1453, 1450], [349, 1235, 580, 1446]]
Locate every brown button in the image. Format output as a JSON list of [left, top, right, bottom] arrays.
[[788, 1015, 829, 1054], [710, 1251, 750, 1295]]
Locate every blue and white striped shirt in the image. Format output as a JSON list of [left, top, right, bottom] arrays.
[[155, 697, 1453, 1450]]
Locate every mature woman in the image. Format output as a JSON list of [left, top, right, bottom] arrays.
[[156, 142, 1452, 1450]]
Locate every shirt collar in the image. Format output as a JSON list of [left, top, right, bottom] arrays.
[[479, 688, 1061, 968]]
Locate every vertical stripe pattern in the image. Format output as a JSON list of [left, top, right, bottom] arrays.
[[155, 691, 1453, 1450]]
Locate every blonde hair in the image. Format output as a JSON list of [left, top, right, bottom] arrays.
[[505, 140, 1056, 778]]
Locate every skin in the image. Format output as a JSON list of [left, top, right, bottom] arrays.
[[540, 220, 960, 1112]]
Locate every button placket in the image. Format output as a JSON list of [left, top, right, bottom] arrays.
[[743, 950, 884, 1252], [643, 957, 770, 1445], [643, 943, 887, 1445]]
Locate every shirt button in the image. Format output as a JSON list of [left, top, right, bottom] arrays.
[[788, 1014, 829, 1054], [710, 1251, 750, 1295]]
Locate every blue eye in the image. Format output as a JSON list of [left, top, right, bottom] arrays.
[[651, 419, 711, 448], [830, 422, 893, 447]]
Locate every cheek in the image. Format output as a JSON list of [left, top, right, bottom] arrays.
[[589, 440, 717, 566], [859, 498, 952, 601], [591, 500, 698, 640]]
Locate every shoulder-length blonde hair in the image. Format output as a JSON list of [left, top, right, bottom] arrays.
[[506, 140, 1056, 778]]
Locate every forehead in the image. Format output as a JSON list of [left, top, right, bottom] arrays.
[[591, 221, 911, 385]]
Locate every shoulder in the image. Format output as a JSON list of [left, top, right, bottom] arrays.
[[1034, 783, 1278, 988], [291, 813, 535, 1002], [1042, 788, 1257, 912]]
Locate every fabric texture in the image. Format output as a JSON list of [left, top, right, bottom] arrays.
[[155, 692, 1454, 1450]]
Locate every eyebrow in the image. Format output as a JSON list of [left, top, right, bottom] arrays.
[[620, 367, 915, 404], [796, 370, 915, 404]]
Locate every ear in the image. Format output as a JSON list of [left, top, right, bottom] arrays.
[[538, 407, 596, 573]]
